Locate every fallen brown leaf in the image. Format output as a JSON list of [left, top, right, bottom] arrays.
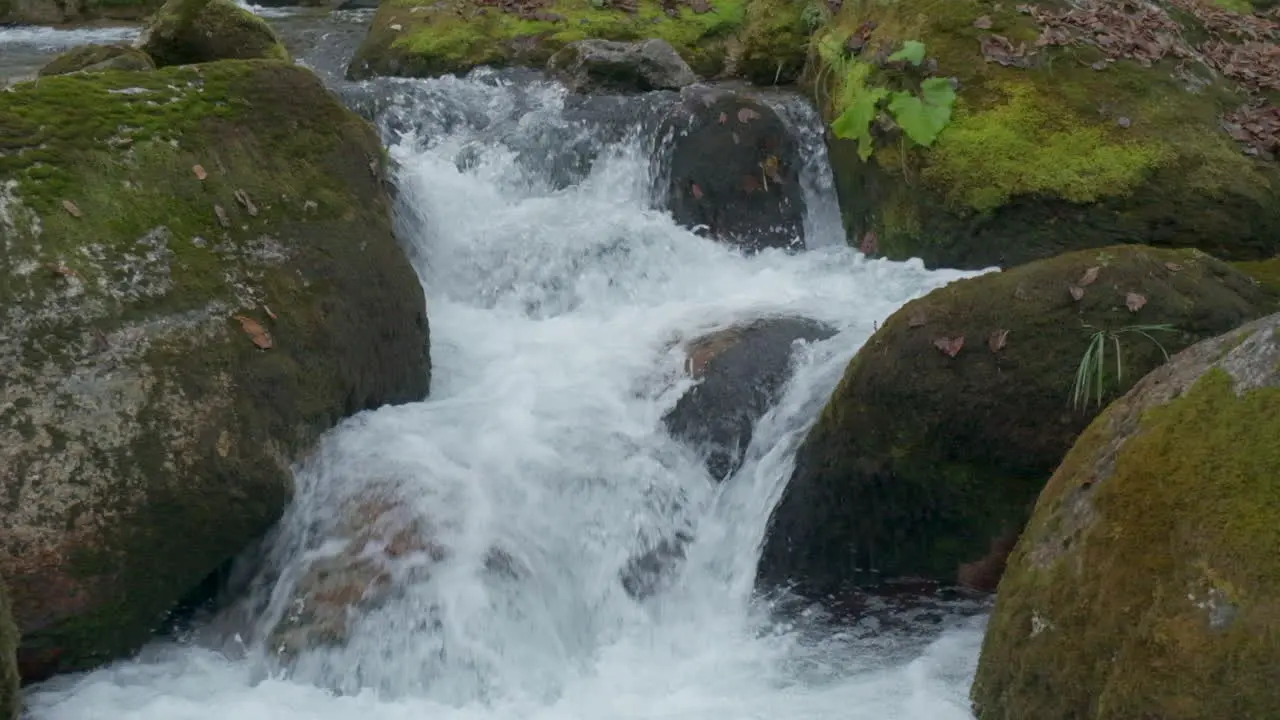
[[1165, 262, 1183, 272], [860, 230, 879, 256], [1125, 292, 1147, 312], [215, 204, 230, 228], [691, 183, 704, 199], [973, 14, 993, 28], [234, 315, 273, 349], [193, 164, 208, 181], [62, 200, 83, 218], [1079, 266, 1100, 286], [988, 328, 1009, 352], [934, 336, 965, 358], [264, 305, 278, 320], [234, 189, 259, 217], [1069, 284, 1085, 301]]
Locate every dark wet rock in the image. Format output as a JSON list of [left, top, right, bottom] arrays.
[[1, 0, 160, 24], [0, 581, 15, 720], [137, 0, 290, 67], [0, 61, 430, 680], [39, 45, 156, 77], [547, 39, 698, 94], [664, 317, 835, 480], [972, 311, 1280, 720], [758, 245, 1273, 598], [661, 88, 807, 253]]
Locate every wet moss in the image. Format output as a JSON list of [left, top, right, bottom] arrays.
[[1, 60, 431, 677], [348, 0, 819, 82], [757, 245, 1271, 595], [972, 349, 1280, 719], [1233, 257, 1280, 297], [141, 0, 290, 67], [809, 0, 1280, 269]]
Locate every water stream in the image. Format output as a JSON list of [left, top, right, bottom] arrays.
[[5, 16, 990, 720]]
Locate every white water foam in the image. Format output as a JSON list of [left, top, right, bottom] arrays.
[[0, 25, 138, 46], [22, 70, 988, 720]]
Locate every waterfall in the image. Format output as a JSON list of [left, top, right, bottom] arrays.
[[21, 64, 987, 720]]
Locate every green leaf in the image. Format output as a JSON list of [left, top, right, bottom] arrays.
[[886, 78, 956, 147], [831, 87, 888, 160], [886, 40, 927, 66]]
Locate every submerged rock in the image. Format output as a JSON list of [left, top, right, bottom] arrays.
[[0, 582, 15, 720], [660, 88, 807, 252], [39, 45, 157, 77], [664, 317, 835, 480], [0, 61, 430, 680], [811, 0, 1280, 269], [345, 0, 817, 84], [138, 0, 291, 67], [758, 246, 1272, 596], [971, 311, 1280, 720], [547, 38, 698, 94]]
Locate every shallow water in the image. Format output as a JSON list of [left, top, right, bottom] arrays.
[[11, 19, 990, 720]]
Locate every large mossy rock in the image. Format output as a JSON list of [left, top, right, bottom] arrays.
[[0, 60, 430, 680], [345, 0, 818, 84], [138, 0, 290, 67], [971, 311, 1280, 720], [810, 0, 1280, 269], [39, 44, 157, 77], [0, 581, 15, 720], [0, 0, 161, 24], [757, 245, 1272, 596]]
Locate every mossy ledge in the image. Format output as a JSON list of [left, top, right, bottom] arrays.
[[346, 0, 820, 84], [756, 245, 1272, 596], [0, 60, 430, 679], [807, 0, 1280, 269], [972, 311, 1280, 719]]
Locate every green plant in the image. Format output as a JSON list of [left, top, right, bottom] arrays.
[[827, 39, 957, 159], [1070, 322, 1178, 410]]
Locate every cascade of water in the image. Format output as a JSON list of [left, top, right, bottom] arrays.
[[21, 66, 987, 720]]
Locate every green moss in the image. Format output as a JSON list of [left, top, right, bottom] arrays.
[[811, 0, 1280, 269], [1, 60, 431, 677], [756, 245, 1272, 594], [973, 364, 1280, 719], [1233, 258, 1280, 298], [1212, 0, 1253, 11], [142, 0, 290, 67], [923, 83, 1173, 211], [736, 0, 815, 84]]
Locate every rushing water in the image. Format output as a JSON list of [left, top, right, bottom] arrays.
[[12, 19, 991, 720]]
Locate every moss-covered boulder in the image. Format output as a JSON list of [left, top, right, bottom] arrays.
[[809, 0, 1280, 269], [546, 38, 698, 93], [137, 0, 290, 68], [971, 311, 1280, 720], [0, 0, 162, 25], [345, 0, 821, 84], [0, 60, 430, 680], [39, 44, 156, 77], [757, 245, 1272, 596], [0, 580, 16, 720]]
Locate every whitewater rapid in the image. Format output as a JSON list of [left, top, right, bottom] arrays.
[[13, 41, 989, 720]]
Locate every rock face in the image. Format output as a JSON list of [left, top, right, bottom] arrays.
[[0, 61, 431, 680], [664, 317, 835, 480], [547, 38, 698, 93], [138, 0, 290, 67], [39, 45, 157, 77], [345, 0, 818, 84], [810, 0, 1280, 269], [0, 581, 15, 720], [971, 311, 1280, 720], [757, 246, 1273, 596], [661, 88, 807, 252], [0, 0, 161, 25]]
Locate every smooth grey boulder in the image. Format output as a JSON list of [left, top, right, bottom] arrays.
[[547, 38, 697, 94]]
